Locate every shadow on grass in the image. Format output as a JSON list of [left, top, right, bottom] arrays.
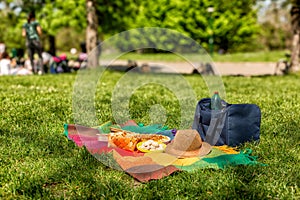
[[5, 133, 133, 198]]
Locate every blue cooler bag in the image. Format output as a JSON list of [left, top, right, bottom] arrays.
[[192, 98, 261, 146]]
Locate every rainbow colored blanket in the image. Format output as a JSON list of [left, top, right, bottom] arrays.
[[64, 123, 265, 182]]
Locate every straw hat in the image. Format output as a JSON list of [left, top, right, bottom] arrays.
[[165, 129, 211, 158]]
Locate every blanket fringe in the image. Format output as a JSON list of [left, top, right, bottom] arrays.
[[215, 145, 239, 154]]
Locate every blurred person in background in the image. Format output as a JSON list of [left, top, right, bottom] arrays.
[[22, 11, 43, 74], [42, 50, 53, 73], [0, 43, 5, 54], [0, 52, 11, 75]]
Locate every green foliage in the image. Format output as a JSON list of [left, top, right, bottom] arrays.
[[0, 72, 299, 199], [259, 21, 290, 50], [0, 0, 87, 53], [39, 0, 86, 35], [107, 28, 200, 54], [256, 0, 293, 51], [133, 0, 260, 53], [95, 0, 141, 34], [55, 28, 85, 52], [212, 0, 260, 52], [0, 7, 25, 52], [0, 0, 291, 54]]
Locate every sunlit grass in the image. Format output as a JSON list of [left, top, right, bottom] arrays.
[[0, 71, 299, 199], [61, 50, 288, 63]]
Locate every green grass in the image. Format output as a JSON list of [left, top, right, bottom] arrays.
[[62, 50, 287, 63], [0, 71, 299, 199], [211, 50, 288, 62]]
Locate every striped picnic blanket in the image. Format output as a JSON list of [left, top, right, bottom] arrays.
[[64, 123, 265, 182]]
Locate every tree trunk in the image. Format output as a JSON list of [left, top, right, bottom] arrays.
[[86, 0, 98, 68], [290, 3, 300, 72], [48, 35, 56, 56]]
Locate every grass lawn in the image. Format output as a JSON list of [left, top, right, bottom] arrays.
[[0, 70, 299, 199], [64, 50, 288, 63]]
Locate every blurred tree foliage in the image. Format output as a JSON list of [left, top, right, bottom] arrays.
[[95, 0, 140, 35], [0, 0, 87, 55], [0, 7, 23, 50], [132, 0, 260, 52], [37, 0, 86, 54], [257, 0, 292, 51], [0, 0, 295, 54]]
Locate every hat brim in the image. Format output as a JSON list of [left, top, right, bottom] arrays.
[[164, 142, 212, 158]]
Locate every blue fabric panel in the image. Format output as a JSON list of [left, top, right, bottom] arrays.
[[192, 98, 261, 146], [227, 104, 261, 146]]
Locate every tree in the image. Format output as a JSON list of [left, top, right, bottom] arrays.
[[84, 0, 141, 67], [1, 0, 140, 58], [290, 0, 300, 72], [38, 0, 86, 55], [261, 0, 300, 72], [256, 0, 292, 51], [0, 0, 87, 55], [0, 3, 24, 51], [86, 0, 98, 68], [133, 0, 260, 53], [95, 0, 141, 36]]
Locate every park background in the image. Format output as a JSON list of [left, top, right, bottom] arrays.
[[0, 0, 299, 199], [0, 0, 299, 67]]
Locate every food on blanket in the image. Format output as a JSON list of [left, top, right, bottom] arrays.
[[161, 135, 171, 143], [108, 131, 139, 151], [137, 140, 166, 153], [108, 129, 170, 152], [110, 127, 170, 143], [138, 134, 170, 143]]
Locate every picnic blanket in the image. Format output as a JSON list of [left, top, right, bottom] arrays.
[[64, 122, 265, 182]]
